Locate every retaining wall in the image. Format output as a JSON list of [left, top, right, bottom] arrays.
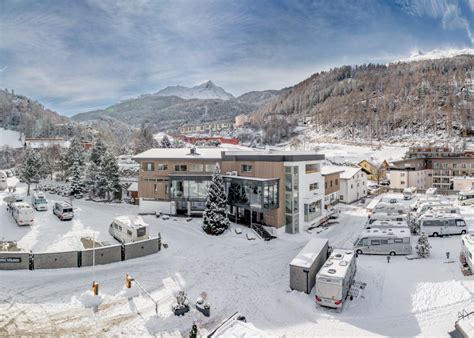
[[124, 237, 160, 260], [81, 244, 122, 267], [34, 251, 79, 269], [0, 252, 30, 270]]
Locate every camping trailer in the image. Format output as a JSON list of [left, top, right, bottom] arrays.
[[31, 191, 48, 211], [315, 249, 356, 309], [289, 238, 329, 294], [420, 214, 468, 237], [354, 227, 412, 255], [10, 202, 34, 226], [109, 215, 150, 243]]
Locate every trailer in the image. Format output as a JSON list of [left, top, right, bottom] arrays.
[[289, 238, 329, 294], [315, 249, 357, 309]]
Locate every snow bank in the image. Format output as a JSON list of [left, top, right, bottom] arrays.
[[76, 290, 104, 308], [411, 281, 471, 313]]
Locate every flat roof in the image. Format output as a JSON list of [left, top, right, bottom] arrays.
[[359, 227, 411, 237], [317, 249, 354, 279], [290, 238, 329, 268], [133, 148, 225, 160]]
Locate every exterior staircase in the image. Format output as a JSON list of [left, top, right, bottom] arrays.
[[251, 223, 276, 241]]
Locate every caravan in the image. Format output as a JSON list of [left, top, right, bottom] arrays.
[[315, 249, 356, 309], [354, 227, 412, 255], [372, 202, 408, 215], [0, 171, 7, 191], [461, 234, 474, 272], [109, 216, 150, 243], [366, 220, 408, 229], [368, 212, 408, 224], [31, 191, 48, 211], [458, 190, 474, 206], [403, 187, 417, 200], [420, 214, 468, 237], [10, 202, 34, 226]]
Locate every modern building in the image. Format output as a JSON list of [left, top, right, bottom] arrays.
[[133, 147, 326, 234], [178, 121, 232, 135], [323, 166, 367, 203], [321, 166, 344, 207]]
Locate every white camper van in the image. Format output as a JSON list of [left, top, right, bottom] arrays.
[[109, 216, 150, 243], [10, 202, 34, 226], [354, 227, 412, 255], [31, 191, 48, 211], [315, 249, 356, 309], [420, 214, 468, 237], [461, 233, 474, 272], [368, 213, 408, 224], [0, 171, 7, 191], [366, 220, 408, 229], [403, 187, 417, 200], [410, 197, 442, 211], [425, 187, 438, 198], [458, 190, 474, 206], [414, 201, 454, 217]]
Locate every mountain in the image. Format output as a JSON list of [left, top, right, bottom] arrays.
[[254, 55, 474, 142], [155, 80, 234, 100], [0, 89, 69, 138], [236, 90, 281, 106], [399, 48, 474, 62]]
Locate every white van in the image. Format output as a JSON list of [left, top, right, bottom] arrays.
[[420, 214, 468, 237], [366, 220, 408, 229], [315, 249, 356, 309], [425, 187, 438, 198], [368, 213, 408, 224], [354, 227, 412, 255], [461, 234, 474, 272], [458, 190, 474, 206], [109, 216, 150, 243], [372, 202, 408, 215], [0, 171, 7, 191], [53, 202, 74, 221], [403, 187, 417, 200], [10, 202, 34, 226], [31, 191, 48, 211]]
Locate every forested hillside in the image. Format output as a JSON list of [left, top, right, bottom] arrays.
[[254, 55, 473, 141]]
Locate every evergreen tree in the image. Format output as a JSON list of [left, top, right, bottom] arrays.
[[85, 162, 99, 198], [66, 137, 85, 175], [416, 232, 432, 258], [69, 160, 85, 196], [202, 164, 229, 235], [19, 147, 43, 196], [102, 151, 122, 201], [160, 135, 172, 148], [90, 138, 107, 165]]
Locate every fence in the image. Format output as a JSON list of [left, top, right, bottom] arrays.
[[0, 235, 161, 270]]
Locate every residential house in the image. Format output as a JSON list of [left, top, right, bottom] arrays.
[[321, 166, 344, 207]]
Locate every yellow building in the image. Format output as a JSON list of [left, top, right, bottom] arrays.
[[358, 159, 389, 183]]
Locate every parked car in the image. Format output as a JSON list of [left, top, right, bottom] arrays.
[[53, 202, 74, 221]]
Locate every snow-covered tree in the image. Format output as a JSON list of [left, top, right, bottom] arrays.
[[19, 147, 43, 195], [85, 161, 99, 198], [101, 151, 122, 201], [416, 232, 431, 258], [133, 124, 158, 154], [90, 138, 107, 165], [160, 135, 172, 148], [202, 164, 229, 235], [69, 160, 85, 196], [66, 137, 85, 175]]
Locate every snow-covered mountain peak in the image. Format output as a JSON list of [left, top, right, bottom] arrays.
[[398, 48, 474, 62], [155, 81, 234, 100]]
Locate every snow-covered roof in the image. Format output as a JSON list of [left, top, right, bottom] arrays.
[[317, 249, 355, 279], [210, 313, 266, 337], [290, 238, 328, 268], [127, 182, 138, 192], [113, 215, 148, 229], [320, 166, 345, 176], [133, 147, 225, 160], [323, 166, 361, 179], [359, 227, 411, 238]]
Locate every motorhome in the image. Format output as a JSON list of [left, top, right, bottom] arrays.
[[315, 249, 356, 309], [53, 202, 74, 221], [366, 220, 408, 229], [418, 205, 460, 217], [354, 227, 412, 255], [461, 233, 474, 272], [425, 187, 438, 198], [413, 201, 454, 217], [420, 214, 468, 237], [109, 216, 150, 243], [372, 202, 408, 215], [10, 202, 34, 226], [31, 191, 48, 211], [410, 197, 443, 211], [0, 171, 7, 190], [458, 190, 474, 206], [403, 187, 417, 200], [368, 213, 409, 224]]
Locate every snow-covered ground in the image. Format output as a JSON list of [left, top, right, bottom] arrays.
[[0, 128, 23, 148], [1, 184, 473, 336]]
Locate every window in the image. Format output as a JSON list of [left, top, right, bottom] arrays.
[[400, 172, 406, 177], [394, 238, 403, 243], [325, 182, 327, 189], [330, 181, 333, 188], [190, 164, 204, 172], [370, 240, 380, 245], [205, 164, 216, 172], [242, 164, 252, 173], [127, 230, 132, 236], [144, 162, 154, 171], [157, 164, 168, 171], [154, 184, 158, 193], [339, 195, 343, 200], [380, 240, 388, 245], [310, 183, 319, 191], [358, 238, 368, 246], [335, 179, 338, 186], [175, 164, 187, 172], [350, 184, 353, 189], [400, 181, 405, 185]]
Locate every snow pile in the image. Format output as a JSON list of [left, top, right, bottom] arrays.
[[76, 290, 104, 308], [411, 280, 471, 313], [118, 285, 141, 299]]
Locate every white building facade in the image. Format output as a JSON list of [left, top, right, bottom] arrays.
[[338, 167, 367, 203]]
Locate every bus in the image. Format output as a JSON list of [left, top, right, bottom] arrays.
[[354, 227, 412, 255], [458, 190, 474, 206]]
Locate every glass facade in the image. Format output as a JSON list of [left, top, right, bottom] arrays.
[[285, 166, 299, 233], [225, 177, 278, 211], [170, 178, 211, 200]]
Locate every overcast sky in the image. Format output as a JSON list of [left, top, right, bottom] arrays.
[[0, 0, 473, 116]]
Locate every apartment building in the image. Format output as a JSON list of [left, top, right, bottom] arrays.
[[321, 167, 343, 207], [325, 166, 367, 203], [133, 147, 326, 234]]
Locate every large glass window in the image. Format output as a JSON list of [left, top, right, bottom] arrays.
[[190, 164, 204, 172], [144, 162, 154, 171], [304, 200, 322, 221], [225, 178, 278, 211], [170, 179, 211, 200], [157, 164, 168, 171], [205, 164, 216, 172], [242, 164, 253, 173], [175, 164, 187, 172], [285, 165, 299, 233]]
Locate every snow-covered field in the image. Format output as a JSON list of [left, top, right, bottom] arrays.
[[0, 185, 473, 335], [0, 128, 23, 148]]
